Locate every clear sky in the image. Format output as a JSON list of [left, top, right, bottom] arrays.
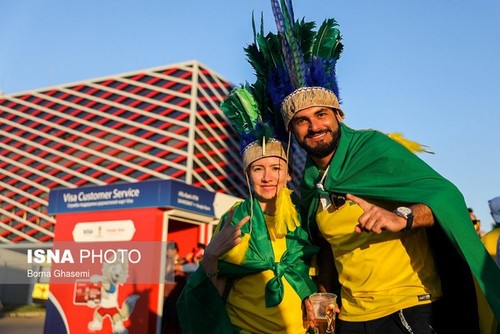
[[1, 0, 499, 232]]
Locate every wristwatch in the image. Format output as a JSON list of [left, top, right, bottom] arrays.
[[394, 206, 414, 232]]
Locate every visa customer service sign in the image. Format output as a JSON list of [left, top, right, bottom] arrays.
[[48, 179, 216, 216]]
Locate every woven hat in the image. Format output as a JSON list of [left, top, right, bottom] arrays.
[[242, 138, 287, 171], [245, 0, 344, 130], [281, 87, 343, 129]]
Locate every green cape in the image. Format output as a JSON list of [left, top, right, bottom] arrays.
[[177, 197, 318, 333], [300, 123, 500, 332]]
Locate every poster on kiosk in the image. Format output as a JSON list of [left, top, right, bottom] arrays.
[[43, 179, 237, 334]]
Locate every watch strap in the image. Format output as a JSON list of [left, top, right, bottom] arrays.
[[402, 213, 414, 232]]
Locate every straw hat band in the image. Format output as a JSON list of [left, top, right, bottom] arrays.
[[243, 139, 287, 170], [280, 87, 343, 129]]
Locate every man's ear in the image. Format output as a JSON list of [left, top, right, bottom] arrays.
[[334, 110, 344, 122]]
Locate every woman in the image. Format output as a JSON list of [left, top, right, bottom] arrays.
[[177, 86, 318, 333]]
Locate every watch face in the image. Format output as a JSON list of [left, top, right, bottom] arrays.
[[397, 207, 412, 217]]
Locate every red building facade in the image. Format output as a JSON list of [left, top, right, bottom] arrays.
[[0, 60, 247, 244]]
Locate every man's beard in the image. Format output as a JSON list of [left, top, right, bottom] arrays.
[[300, 128, 340, 159]]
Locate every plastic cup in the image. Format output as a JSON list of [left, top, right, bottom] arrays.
[[309, 292, 337, 334]]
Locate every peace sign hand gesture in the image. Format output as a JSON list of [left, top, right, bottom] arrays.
[[206, 209, 250, 259], [199, 209, 250, 295]]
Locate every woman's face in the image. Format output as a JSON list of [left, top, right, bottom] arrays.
[[248, 156, 290, 204]]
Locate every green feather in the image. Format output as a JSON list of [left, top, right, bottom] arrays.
[[313, 19, 343, 60], [236, 88, 260, 128], [265, 33, 285, 70], [220, 87, 261, 136], [297, 20, 316, 63], [245, 43, 265, 78]]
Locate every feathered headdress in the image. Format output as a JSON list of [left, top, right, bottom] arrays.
[[246, 1, 433, 155], [220, 83, 287, 170], [245, 0, 344, 129]]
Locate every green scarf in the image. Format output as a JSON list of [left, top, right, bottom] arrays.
[[301, 123, 500, 327], [177, 196, 318, 333], [218, 197, 318, 306]]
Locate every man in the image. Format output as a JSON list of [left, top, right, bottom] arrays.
[[281, 86, 500, 333], [245, 1, 500, 332]]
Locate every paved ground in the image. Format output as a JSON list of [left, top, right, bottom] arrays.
[[0, 314, 45, 334]]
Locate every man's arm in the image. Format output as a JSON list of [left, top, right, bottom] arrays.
[[409, 203, 435, 229]]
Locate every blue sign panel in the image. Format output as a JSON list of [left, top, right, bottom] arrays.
[[48, 179, 216, 216]]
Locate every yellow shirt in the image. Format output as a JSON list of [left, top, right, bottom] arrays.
[[226, 215, 307, 333], [482, 227, 500, 260], [317, 200, 442, 321]]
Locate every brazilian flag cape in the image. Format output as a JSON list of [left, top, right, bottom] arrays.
[[177, 197, 318, 334], [300, 123, 500, 333]]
